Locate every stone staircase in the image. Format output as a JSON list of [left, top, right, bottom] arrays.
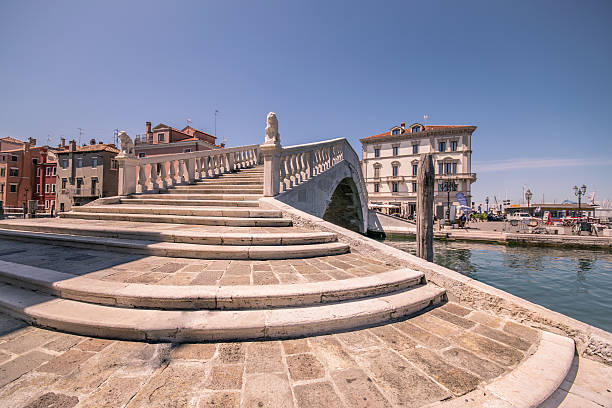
[[0, 164, 446, 341]]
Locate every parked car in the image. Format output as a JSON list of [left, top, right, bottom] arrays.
[[507, 212, 532, 220]]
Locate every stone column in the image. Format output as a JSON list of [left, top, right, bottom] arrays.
[[117, 156, 139, 196], [261, 144, 281, 197]]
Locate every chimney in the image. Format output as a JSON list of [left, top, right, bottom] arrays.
[[27, 137, 36, 146], [400, 122, 406, 128], [98, 141, 103, 144], [59, 137, 66, 148], [90, 138, 96, 145], [69, 140, 76, 151]]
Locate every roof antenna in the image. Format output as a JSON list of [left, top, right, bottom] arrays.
[[423, 114, 428, 126], [186, 118, 192, 127]]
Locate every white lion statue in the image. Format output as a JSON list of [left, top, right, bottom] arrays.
[[117, 131, 135, 157], [264, 112, 280, 145]]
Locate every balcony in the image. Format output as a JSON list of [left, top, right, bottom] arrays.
[[436, 172, 477, 181], [60, 187, 101, 197]]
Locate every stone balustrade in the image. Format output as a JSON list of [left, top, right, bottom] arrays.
[[116, 145, 260, 196]]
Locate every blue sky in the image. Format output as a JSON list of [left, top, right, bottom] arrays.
[[1, 0, 610, 205]]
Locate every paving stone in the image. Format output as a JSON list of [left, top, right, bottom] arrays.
[[354, 348, 451, 406], [219, 274, 251, 285], [369, 325, 416, 351], [393, 320, 450, 349], [430, 308, 476, 329], [217, 343, 245, 364], [74, 338, 114, 352], [0, 329, 58, 354], [453, 332, 524, 367], [302, 272, 333, 282], [0, 371, 59, 407], [128, 362, 206, 407], [42, 334, 84, 352], [309, 336, 357, 371], [474, 324, 532, 351], [253, 271, 279, 285], [410, 313, 462, 337], [37, 349, 96, 376], [23, 392, 79, 408], [245, 341, 284, 373], [401, 347, 480, 396], [441, 302, 472, 317], [336, 330, 382, 350], [152, 262, 188, 273], [442, 347, 506, 380], [331, 367, 393, 408], [275, 272, 303, 284], [0, 313, 28, 336], [252, 264, 272, 272], [281, 338, 310, 355], [156, 272, 198, 285], [503, 321, 540, 343], [0, 351, 9, 364], [293, 381, 344, 408], [205, 364, 244, 390], [192, 270, 224, 285], [125, 272, 165, 283], [171, 343, 217, 360], [181, 264, 208, 273], [286, 353, 325, 381], [77, 376, 143, 408], [0, 351, 54, 387], [467, 310, 503, 328], [242, 372, 294, 408], [198, 392, 240, 408]]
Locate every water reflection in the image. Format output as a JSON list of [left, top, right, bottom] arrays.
[[382, 238, 612, 332]]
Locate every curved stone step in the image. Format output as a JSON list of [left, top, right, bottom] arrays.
[[196, 180, 263, 186], [0, 260, 425, 309], [60, 211, 291, 226], [169, 187, 263, 194], [0, 282, 445, 341], [0, 228, 348, 259], [119, 198, 261, 207], [75, 205, 281, 218], [0, 222, 337, 245], [152, 193, 263, 200]]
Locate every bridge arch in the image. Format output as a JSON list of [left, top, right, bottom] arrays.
[[323, 177, 363, 233]]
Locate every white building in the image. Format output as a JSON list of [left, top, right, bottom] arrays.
[[360, 122, 477, 219]]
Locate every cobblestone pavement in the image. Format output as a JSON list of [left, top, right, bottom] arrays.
[[0, 239, 393, 286], [0, 303, 543, 407]]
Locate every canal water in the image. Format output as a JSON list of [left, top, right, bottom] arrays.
[[383, 238, 612, 333]]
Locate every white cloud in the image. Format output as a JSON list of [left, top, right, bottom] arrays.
[[474, 158, 612, 173]]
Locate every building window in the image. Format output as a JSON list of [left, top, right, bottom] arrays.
[[0, 183, 3, 193], [392, 165, 399, 177], [412, 182, 417, 192], [374, 183, 380, 193], [36, 184, 40, 193], [451, 141, 458, 151], [412, 164, 418, 176], [111, 159, 118, 170], [91, 178, 98, 195], [62, 159, 68, 169], [392, 146, 399, 156], [11, 155, 17, 162], [438, 141, 446, 152], [445, 163, 452, 174], [60, 202, 65, 212], [53, 166, 56, 175], [184, 148, 192, 153], [61, 178, 67, 189], [46, 167, 52, 176], [0, 168, 4, 177], [92, 158, 97, 168], [9, 168, 18, 177], [157, 133, 165, 142], [45, 200, 49, 209], [76, 158, 83, 168], [374, 148, 380, 158], [392, 129, 401, 135], [452, 163, 457, 174], [438, 163, 443, 174], [51, 184, 56, 193], [32, 158, 38, 165], [412, 126, 421, 133], [37, 168, 41, 177], [392, 182, 398, 192], [9, 184, 17, 193], [139, 153, 146, 158], [412, 144, 418, 154], [45, 184, 50, 193], [374, 166, 380, 178]]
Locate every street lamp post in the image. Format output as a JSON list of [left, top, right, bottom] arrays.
[[573, 184, 587, 218], [441, 178, 458, 222], [485, 196, 489, 212], [525, 189, 533, 214]]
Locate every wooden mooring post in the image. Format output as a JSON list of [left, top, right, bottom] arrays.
[[416, 154, 435, 261]]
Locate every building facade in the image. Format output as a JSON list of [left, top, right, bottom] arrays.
[[55, 140, 119, 212], [33, 147, 59, 212], [133, 122, 219, 157], [0, 137, 40, 210], [360, 122, 476, 218]]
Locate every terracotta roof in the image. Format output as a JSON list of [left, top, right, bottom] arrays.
[[0, 137, 25, 144], [56, 144, 119, 154], [361, 124, 474, 141]]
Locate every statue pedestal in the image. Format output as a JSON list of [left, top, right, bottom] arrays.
[[261, 143, 281, 197], [117, 155, 139, 196]]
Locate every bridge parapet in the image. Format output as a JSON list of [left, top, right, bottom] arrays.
[[116, 138, 260, 195]]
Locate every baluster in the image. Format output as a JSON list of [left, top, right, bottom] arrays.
[[136, 164, 147, 193], [168, 160, 176, 186], [177, 159, 185, 183], [186, 158, 195, 183], [279, 155, 287, 192], [148, 162, 159, 191], [159, 161, 168, 189], [299, 152, 307, 182], [195, 157, 202, 179]]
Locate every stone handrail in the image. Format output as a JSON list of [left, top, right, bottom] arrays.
[[116, 144, 260, 196], [261, 137, 363, 197]]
